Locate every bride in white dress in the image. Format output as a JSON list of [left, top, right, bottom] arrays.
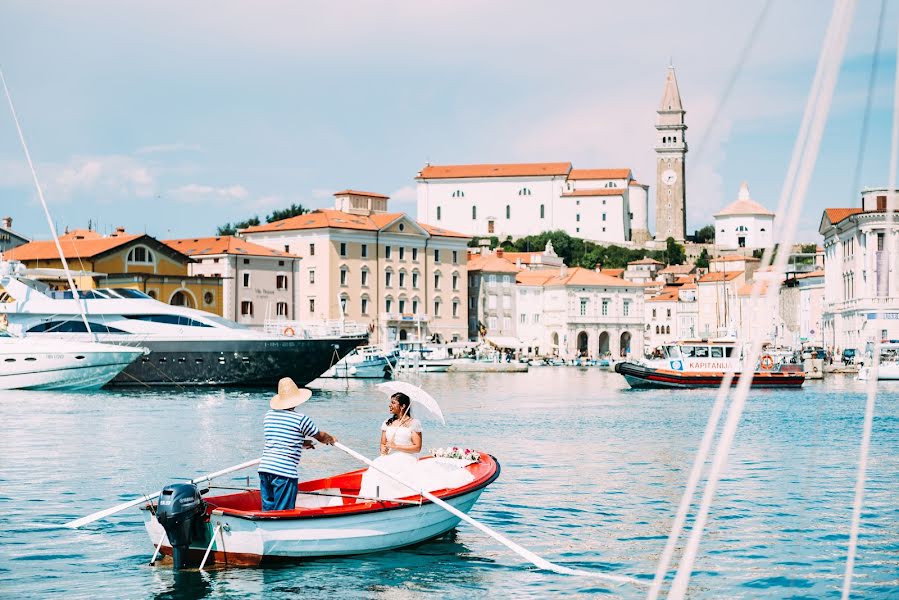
[[358, 392, 474, 500]]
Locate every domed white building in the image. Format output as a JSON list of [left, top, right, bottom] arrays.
[[714, 182, 775, 250]]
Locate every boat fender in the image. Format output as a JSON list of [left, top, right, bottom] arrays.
[[760, 354, 775, 370], [283, 326, 296, 337]]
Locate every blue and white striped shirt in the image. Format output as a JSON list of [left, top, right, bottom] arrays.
[[258, 409, 320, 479]]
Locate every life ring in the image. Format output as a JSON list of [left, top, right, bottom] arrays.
[[760, 354, 775, 370], [283, 326, 296, 337]]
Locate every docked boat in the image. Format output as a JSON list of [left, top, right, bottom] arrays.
[[0, 260, 366, 386], [857, 342, 899, 381], [0, 330, 144, 390], [615, 339, 806, 389], [321, 345, 399, 378], [396, 342, 452, 373], [141, 453, 500, 566]]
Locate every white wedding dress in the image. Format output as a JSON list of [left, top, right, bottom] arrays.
[[357, 418, 475, 500]]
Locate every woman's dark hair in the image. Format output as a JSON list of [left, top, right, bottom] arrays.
[[386, 392, 412, 425]]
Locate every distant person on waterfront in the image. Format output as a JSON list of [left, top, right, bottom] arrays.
[[0, 313, 8, 335], [357, 392, 472, 500], [258, 377, 336, 511]]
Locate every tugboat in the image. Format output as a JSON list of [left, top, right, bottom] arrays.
[[614, 339, 805, 389]]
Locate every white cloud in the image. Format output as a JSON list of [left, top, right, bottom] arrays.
[[168, 183, 249, 203]]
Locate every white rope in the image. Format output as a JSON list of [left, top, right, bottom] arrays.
[[0, 66, 96, 340], [665, 2, 858, 597], [334, 442, 644, 587], [840, 17, 899, 599]]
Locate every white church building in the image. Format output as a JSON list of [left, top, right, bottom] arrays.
[[713, 182, 775, 250], [415, 163, 650, 245]]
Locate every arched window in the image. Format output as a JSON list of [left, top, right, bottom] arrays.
[[127, 246, 154, 264], [518, 188, 531, 196], [452, 190, 465, 198], [655, 325, 660, 334], [385, 295, 393, 313], [452, 298, 460, 317], [339, 265, 349, 286]]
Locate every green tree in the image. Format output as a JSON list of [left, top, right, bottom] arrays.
[[696, 247, 710, 269], [693, 224, 715, 244], [665, 237, 686, 265], [266, 203, 309, 223], [216, 216, 261, 236]]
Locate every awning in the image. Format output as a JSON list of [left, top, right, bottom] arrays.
[[485, 336, 524, 349]]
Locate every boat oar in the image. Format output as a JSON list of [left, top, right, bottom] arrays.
[[64, 458, 261, 529], [333, 442, 643, 587]]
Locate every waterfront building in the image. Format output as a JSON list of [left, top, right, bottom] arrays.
[[734, 270, 825, 348], [713, 182, 775, 250], [515, 270, 555, 354], [0, 217, 29, 253], [415, 163, 648, 245], [819, 188, 899, 353], [709, 255, 760, 277], [3, 227, 223, 314], [655, 65, 688, 242], [624, 257, 665, 284], [466, 249, 521, 342], [540, 267, 644, 358], [240, 190, 470, 344], [696, 270, 745, 338], [645, 288, 679, 349], [163, 236, 300, 326]]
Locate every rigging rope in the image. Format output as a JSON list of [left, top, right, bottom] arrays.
[[659, 2, 859, 598], [841, 14, 899, 598]]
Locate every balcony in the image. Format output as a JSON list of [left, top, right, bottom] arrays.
[[379, 313, 430, 323]]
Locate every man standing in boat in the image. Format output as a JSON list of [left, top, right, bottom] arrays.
[[258, 377, 336, 511]]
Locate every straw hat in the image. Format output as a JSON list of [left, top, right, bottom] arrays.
[[270, 377, 312, 410]]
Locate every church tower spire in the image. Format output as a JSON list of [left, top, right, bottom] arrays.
[[654, 65, 688, 242]]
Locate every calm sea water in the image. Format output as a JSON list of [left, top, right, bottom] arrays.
[[1, 369, 897, 599]]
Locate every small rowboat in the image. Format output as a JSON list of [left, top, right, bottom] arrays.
[[141, 453, 500, 567]]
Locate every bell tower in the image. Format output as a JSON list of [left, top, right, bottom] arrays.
[[654, 65, 687, 241]]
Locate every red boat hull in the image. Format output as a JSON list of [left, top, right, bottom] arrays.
[[615, 361, 805, 389]]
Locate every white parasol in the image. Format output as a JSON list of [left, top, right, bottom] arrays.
[[375, 381, 446, 425]]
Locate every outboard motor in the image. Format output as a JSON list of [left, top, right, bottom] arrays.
[[155, 483, 207, 569]]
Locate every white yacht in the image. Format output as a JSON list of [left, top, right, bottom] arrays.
[[0, 260, 366, 387], [0, 330, 144, 390], [857, 342, 899, 381], [321, 345, 399, 378]]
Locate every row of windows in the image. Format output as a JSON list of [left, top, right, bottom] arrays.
[[436, 204, 608, 223], [240, 273, 289, 289], [240, 301, 289, 317], [655, 325, 671, 335], [650, 308, 673, 319], [337, 243, 458, 264], [310, 296, 462, 318], [335, 268, 460, 290], [577, 298, 631, 317], [518, 313, 541, 324]]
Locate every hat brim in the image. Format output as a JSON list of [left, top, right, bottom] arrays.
[[270, 387, 312, 410]]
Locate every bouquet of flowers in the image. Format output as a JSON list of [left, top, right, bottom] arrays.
[[431, 446, 480, 462]]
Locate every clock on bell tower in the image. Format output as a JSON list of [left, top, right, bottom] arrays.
[[655, 65, 687, 242]]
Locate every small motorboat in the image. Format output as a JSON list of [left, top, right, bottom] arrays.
[[142, 453, 500, 567], [321, 345, 398, 378], [615, 339, 805, 389]]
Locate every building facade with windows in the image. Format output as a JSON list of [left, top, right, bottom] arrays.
[[164, 236, 300, 326], [0, 216, 29, 253], [540, 267, 644, 359], [415, 163, 648, 245], [466, 249, 521, 341], [713, 182, 775, 250], [241, 190, 470, 344], [3, 228, 224, 315], [819, 189, 899, 353]]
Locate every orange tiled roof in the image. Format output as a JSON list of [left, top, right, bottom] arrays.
[[698, 271, 743, 283], [659, 264, 695, 274], [680, 282, 697, 290], [333, 189, 390, 199], [823, 208, 863, 225], [561, 188, 625, 198], [544, 266, 638, 287], [600, 268, 625, 277], [163, 236, 299, 258], [647, 290, 679, 302], [240, 209, 469, 238], [4, 234, 143, 261], [568, 168, 632, 180], [793, 269, 825, 280], [60, 229, 103, 240], [467, 253, 520, 273], [737, 280, 772, 296], [628, 257, 664, 265], [417, 162, 572, 179], [516, 270, 556, 285], [628, 180, 645, 187], [710, 255, 760, 263]]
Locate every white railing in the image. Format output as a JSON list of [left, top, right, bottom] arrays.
[[827, 296, 899, 311], [379, 313, 430, 323], [263, 319, 368, 338]]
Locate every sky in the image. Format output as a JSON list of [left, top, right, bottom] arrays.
[[0, 0, 897, 244]]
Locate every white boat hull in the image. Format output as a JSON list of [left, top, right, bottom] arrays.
[[0, 339, 143, 390], [143, 487, 485, 563], [858, 363, 899, 381]]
